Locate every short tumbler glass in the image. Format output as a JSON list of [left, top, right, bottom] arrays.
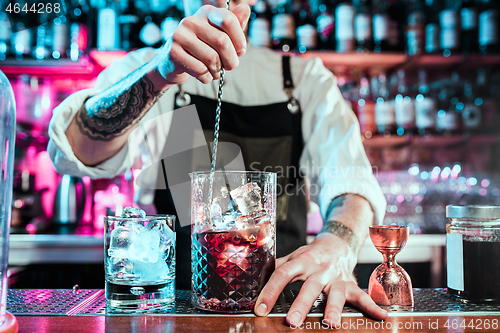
[[190, 171, 276, 313], [104, 215, 176, 311]]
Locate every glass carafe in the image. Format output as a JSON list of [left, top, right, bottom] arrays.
[[0, 69, 17, 328]]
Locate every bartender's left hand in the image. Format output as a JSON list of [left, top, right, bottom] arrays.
[[254, 232, 388, 328]]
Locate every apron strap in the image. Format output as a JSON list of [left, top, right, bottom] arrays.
[[282, 56, 299, 113], [282, 56, 294, 90]]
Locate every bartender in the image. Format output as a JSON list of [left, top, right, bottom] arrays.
[[48, 0, 388, 327]]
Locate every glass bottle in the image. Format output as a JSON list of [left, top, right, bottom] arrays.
[[478, 0, 500, 55], [462, 80, 482, 133], [33, 11, 51, 61], [415, 70, 437, 135], [119, 0, 139, 51], [316, 1, 336, 50], [425, 0, 441, 54], [69, 0, 91, 61], [0, 69, 16, 326], [387, 0, 405, 52], [440, 0, 461, 56], [372, 0, 391, 52], [296, 0, 318, 52], [0, 12, 12, 60], [97, 0, 120, 50], [406, 0, 425, 56], [436, 73, 462, 134], [460, 0, 479, 56], [354, 0, 373, 53], [394, 69, 415, 135], [335, 2, 355, 53], [249, 0, 272, 48], [375, 73, 397, 135], [271, 0, 296, 52], [357, 73, 377, 138]]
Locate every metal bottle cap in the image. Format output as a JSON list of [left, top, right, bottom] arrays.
[[446, 205, 500, 219]]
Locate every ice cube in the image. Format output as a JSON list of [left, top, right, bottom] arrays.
[[210, 200, 223, 223], [108, 257, 134, 279], [220, 244, 251, 271], [116, 219, 143, 234], [129, 225, 161, 263], [147, 218, 175, 258], [120, 206, 146, 218], [250, 211, 271, 225], [132, 257, 170, 282], [257, 219, 273, 248], [229, 183, 263, 215], [108, 226, 138, 258]]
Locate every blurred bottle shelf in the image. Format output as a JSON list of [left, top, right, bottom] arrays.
[[362, 134, 500, 148], [3, 51, 500, 77]]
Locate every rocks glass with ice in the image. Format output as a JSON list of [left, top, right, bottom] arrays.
[[104, 207, 176, 311], [190, 171, 276, 313]]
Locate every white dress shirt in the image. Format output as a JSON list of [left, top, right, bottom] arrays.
[[48, 44, 387, 224]]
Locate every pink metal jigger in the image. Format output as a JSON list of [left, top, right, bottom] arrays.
[[368, 225, 414, 306]]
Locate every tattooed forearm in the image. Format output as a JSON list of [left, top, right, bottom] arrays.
[[320, 221, 358, 251], [75, 75, 165, 141], [318, 194, 374, 252]]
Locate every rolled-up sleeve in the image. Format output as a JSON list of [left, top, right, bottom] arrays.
[[296, 57, 387, 224], [48, 48, 159, 179]]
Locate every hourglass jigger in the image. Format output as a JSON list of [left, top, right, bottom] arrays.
[[368, 225, 414, 306]]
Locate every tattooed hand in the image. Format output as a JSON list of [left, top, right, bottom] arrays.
[[64, 3, 250, 165], [156, 4, 251, 86]]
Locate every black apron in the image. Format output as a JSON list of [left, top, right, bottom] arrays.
[[154, 56, 308, 290]]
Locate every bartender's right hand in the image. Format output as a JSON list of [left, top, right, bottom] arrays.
[[156, 4, 250, 86]]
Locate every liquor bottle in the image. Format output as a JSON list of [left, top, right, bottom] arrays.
[[11, 22, 32, 61], [471, 68, 495, 133], [440, 0, 460, 56], [415, 70, 437, 135], [478, 0, 500, 55], [271, 0, 296, 52], [0, 12, 12, 60], [462, 80, 482, 133], [436, 73, 462, 134], [69, 0, 91, 61], [387, 0, 405, 52], [249, 0, 272, 48], [425, 0, 441, 54], [119, 0, 139, 51], [460, 0, 479, 56], [406, 0, 425, 56], [296, 0, 318, 52], [52, 16, 70, 59], [372, 0, 391, 52], [161, 3, 183, 44], [374, 73, 397, 135], [335, 2, 355, 53], [34, 11, 51, 61], [316, 1, 335, 50], [97, 0, 120, 50], [354, 0, 373, 53], [394, 69, 415, 135], [357, 73, 377, 137]]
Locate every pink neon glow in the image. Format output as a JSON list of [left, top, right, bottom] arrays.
[[397, 195, 405, 203]]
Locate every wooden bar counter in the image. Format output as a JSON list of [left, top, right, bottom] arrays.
[[7, 289, 500, 333], [14, 314, 500, 332]]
